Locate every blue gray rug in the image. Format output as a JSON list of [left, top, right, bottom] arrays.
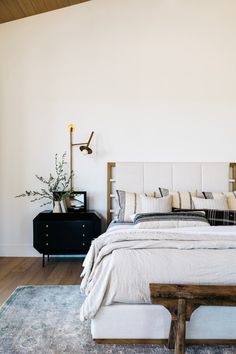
[[0, 285, 235, 354]]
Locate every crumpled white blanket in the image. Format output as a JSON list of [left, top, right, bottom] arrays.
[[80, 226, 236, 321]]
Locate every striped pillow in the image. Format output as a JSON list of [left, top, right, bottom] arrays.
[[192, 196, 229, 210], [201, 192, 224, 199], [116, 190, 143, 222], [201, 191, 236, 210], [158, 188, 196, 209]]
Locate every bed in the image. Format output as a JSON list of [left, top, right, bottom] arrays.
[[80, 162, 236, 345]]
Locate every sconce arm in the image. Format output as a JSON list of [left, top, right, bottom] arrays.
[[72, 142, 87, 146], [86, 131, 94, 147]]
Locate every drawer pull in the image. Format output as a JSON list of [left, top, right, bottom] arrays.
[[82, 243, 85, 246], [82, 234, 85, 237], [45, 225, 49, 228], [45, 234, 48, 237], [45, 243, 48, 246], [82, 224, 85, 228]]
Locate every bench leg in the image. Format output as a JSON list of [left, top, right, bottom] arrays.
[[175, 299, 186, 354]]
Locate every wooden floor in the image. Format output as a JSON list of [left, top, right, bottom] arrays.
[[0, 257, 83, 305]]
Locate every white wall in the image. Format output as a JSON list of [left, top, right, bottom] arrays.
[[1, 0, 236, 256]]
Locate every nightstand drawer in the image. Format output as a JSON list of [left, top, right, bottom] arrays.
[[41, 220, 93, 236], [43, 238, 91, 252]]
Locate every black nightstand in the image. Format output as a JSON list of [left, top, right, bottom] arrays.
[[33, 210, 101, 266]]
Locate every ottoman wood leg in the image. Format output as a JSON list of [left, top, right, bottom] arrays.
[[175, 299, 186, 354], [168, 318, 177, 349]]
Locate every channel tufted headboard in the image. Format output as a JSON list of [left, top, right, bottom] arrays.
[[107, 162, 236, 224]]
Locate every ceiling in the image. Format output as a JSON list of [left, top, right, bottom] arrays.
[[0, 0, 91, 24]]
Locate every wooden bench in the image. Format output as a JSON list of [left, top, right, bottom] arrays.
[[150, 284, 236, 354]]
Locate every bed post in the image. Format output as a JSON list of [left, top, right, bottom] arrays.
[[230, 163, 236, 191], [107, 162, 116, 225]]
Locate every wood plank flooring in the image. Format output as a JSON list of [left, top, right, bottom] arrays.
[[0, 257, 83, 305]]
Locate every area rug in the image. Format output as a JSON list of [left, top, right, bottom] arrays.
[[0, 286, 235, 354]]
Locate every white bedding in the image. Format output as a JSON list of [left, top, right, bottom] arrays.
[[107, 220, 134, 232], [80, 225, 236, 321]]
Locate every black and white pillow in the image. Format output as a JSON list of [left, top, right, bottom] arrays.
[[133, 211, 209, 229], [201, 192, 224, 199], [205, 209, 236, 226], [174, 208, 236, 226]]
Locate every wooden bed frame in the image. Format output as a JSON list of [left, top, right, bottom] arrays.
[[95, 338, 236, 345], [97, 162, 236, 346], [107, 162, 236, 224]]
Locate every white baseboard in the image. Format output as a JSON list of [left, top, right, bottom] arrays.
[[0, 244, 39, 257], [0, 245, 87, 258]]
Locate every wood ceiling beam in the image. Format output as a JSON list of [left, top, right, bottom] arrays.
[[0, 0, 91, 24]]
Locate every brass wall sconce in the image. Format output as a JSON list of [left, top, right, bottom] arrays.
[[68, 124, 94, 190]]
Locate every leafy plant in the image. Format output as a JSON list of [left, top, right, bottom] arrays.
[[15, 152, 73, 207]]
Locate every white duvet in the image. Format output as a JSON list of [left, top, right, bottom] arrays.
[[80, 225, 236, 321]]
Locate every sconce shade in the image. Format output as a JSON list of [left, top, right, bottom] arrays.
[[79, 131, 94, 154], [80, 146, 92, 154]]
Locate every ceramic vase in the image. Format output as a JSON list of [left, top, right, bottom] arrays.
[[53, 200, 62, 213]]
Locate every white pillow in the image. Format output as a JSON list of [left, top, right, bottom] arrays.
[[199, 191, 236, 210], [192, 196, 229, 210], [140, 195, 172, 213]]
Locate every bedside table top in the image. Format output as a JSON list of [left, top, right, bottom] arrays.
[[34, 210, 102, 221]]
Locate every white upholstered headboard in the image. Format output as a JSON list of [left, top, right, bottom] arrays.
[[107, 162, 236, 223]]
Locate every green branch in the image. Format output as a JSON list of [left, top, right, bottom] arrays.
[[15, 152, 73, 206]]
